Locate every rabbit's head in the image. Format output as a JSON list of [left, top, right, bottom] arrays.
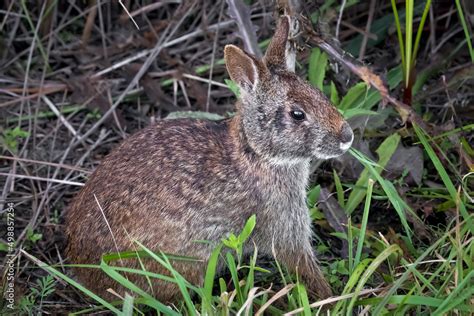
[[224, 16, 353, 163]]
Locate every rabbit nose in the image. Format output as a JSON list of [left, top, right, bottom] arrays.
[[339, 123, 354, 151]]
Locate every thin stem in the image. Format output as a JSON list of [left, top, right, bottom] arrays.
[[405, 0, 414, 87], [391, 0, 406, 84], [454, 0, 474, 62], [412, 0, 432, 65]]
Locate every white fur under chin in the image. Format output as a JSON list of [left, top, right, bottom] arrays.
[[313, 151, 345, 160], [267, 156, 311, 166]]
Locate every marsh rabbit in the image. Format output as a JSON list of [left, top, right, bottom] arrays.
[[66, 16, 354, 302]]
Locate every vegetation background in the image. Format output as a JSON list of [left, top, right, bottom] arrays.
[[0, 0, 473, 314]]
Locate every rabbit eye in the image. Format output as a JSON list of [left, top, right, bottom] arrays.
[[290, 110, 306, 121]]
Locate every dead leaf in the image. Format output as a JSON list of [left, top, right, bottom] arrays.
[[386, 227, 414, 261], [385, 144, 424, 186], [318, 187, 349, 257]]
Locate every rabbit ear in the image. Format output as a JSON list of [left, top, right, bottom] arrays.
[[264, 16, 290, 70], [224, 44, 266, 92]]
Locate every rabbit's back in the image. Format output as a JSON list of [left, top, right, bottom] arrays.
[[66, 118, 264, 262]]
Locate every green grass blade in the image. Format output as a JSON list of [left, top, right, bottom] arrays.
[[405, 0, 414, 87], [226, 252, 244, 305], [330, 81, 340, 106], [100, 258, 180, 315], [432, 270, 474, 315], [138, 245, 197, 315], [296, 284, 312, 316], [354, 178, 374, 269], [122, 294, 134, 316], [350, 148, 416, 243], [346, 244, 402, 314], [346, 216, 354, 273], [243, 248, 258, 296], [346, 133, 400, 214], [357, 295, 472, 312], [391, 0, 406, 80], [19, 0, 51, 71], [99, 266, 186, 285], [307, 184, 321, 208], [23, 253, 122, 314], [348, 217, 354, 274], [413, 124, 473, 233], [333, 258, 372, 314], [102, 249, 198, 263], [455, 0, 474, 62], [372, 224, 455, 314], [162, 254, 197, 316], [240, 214, 256, 242], [412, 0, 432, 65], [333, 169, 345, 208], [203, 243, 223, 312]]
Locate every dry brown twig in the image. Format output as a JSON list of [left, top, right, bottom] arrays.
[[81, 0, 98, 46], [118, 0, 139, 30], [299, 15, 430, 131], [284, 287, 386, 315]]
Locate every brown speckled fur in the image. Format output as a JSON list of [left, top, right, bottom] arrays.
[[65, 16, 353, 302]]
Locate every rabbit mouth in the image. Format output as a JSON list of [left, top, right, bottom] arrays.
[[314, 138, 353, 159]]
